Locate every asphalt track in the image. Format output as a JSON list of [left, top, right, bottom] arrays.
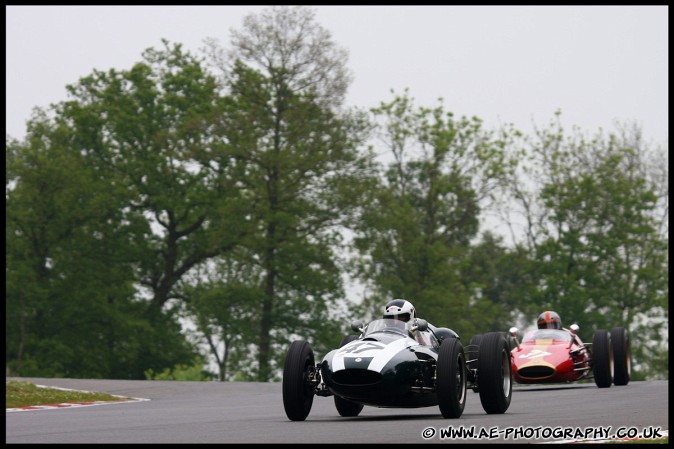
[[5, 378, 669, 444]]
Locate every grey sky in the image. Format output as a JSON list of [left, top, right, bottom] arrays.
[[6, 5, 669, 149]]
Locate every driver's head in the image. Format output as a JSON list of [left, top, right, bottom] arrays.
[[537, 311, 562, 329], [383, 299, 416, 323]]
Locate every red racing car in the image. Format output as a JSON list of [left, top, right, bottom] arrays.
[[503, 324, 631, 388]]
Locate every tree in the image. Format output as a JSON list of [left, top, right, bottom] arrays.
[[57, 40, 249, 314], [6, 112, 173, 378], [352, 90, 518, 338], [181, 257, 263, 381], [6, 40, 241, 378], [202, 6, 374, 381], [458, 232, 538, 333], [501, 113, 668, 377]]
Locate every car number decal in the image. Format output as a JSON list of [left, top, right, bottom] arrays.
[[519, 349, 552, 359], [331, 338, 412, 372], [339, 341, 385, 354]]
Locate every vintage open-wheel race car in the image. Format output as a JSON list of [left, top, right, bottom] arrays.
[[486, 324, 631, 388], [282, 317, 513, 421]]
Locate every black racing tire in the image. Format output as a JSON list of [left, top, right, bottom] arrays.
[[610, 327, 630, 386], [334, 335, 364, 417], [592, 329, 613, 388], [436, 337, 467, 418], [476, 332, 512, 414], [334, 395, 364, 417], [282, 340, 316, 421], [467, 334, 483, 392]]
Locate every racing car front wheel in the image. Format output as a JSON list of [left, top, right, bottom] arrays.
[[476, 332, 512, 414], [436, 337, 467, 418], [282, 340, 316, 421], [592, 329, 613, 388], [334, 335, 365, 417], [611, 327, 630, 386]]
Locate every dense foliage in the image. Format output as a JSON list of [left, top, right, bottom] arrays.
[[6, 6, 667, 381]]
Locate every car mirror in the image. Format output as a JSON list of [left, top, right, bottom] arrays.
[[350, 320, 364, 333], [509, 327, 520, 350], [569, 324, 579, 335], [415, 319, 428, 332]]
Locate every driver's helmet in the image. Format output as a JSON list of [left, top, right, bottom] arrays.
[[383, 299, 416, 323], [537, 311, 562, 329]]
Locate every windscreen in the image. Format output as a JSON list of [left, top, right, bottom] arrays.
[[522, 329, 572, 343], [363, 318, 410, 337]]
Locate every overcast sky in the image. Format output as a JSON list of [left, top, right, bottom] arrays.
[[6, 5, 668, 149]]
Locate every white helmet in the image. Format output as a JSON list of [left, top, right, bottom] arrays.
[[383, 299, 416, 322]]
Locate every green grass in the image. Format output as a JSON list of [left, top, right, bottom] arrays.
[[6, 380, 129, 408]]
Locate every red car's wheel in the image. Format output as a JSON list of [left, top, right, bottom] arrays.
[[592, 330, 613, 388], [611, 327, 630, 386]]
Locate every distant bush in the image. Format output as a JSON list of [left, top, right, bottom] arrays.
[[144, 359, 214, 381]]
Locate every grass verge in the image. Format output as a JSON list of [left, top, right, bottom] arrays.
[[6, 380, 128, 408]]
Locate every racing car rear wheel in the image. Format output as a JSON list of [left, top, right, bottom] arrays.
[[592, 330, 613, 388], [334, 335, 365, 417], [476, 332, 512, 414], [611, 327, 630, 386], [436, 337, 467, 418], [467, 334, 482, 393], [283, 340, 316, 421]]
